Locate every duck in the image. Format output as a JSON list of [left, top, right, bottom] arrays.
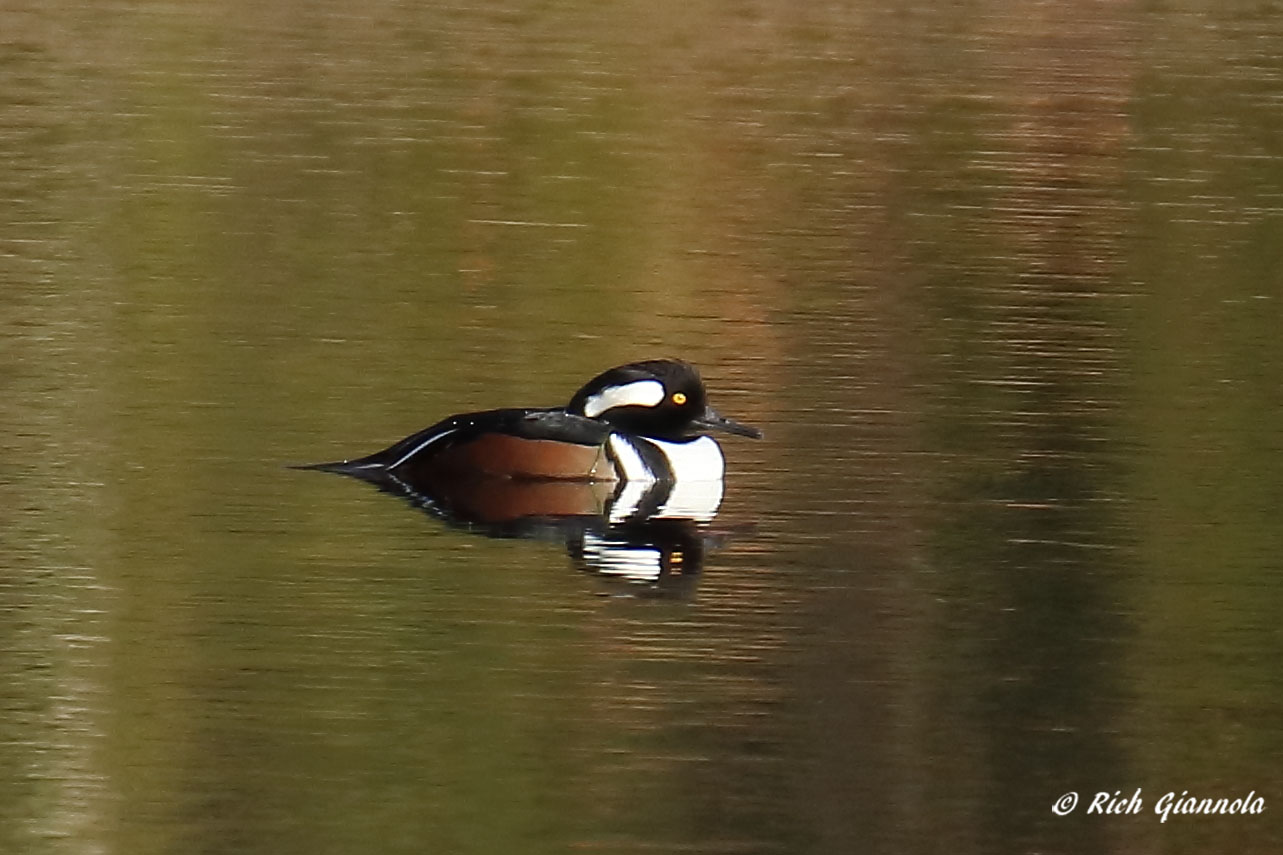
[[301, 359, 760, 482]]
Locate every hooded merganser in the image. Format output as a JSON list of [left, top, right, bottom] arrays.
[[301, 359, 760, 483]]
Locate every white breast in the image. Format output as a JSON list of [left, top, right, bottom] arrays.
[[606, 434, 726, 482], [652, 435, 725, 481]]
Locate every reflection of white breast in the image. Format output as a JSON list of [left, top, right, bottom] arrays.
[[609, 477, 723, 524], [606, 434, 726, 482], [579, 531, 664, 583]]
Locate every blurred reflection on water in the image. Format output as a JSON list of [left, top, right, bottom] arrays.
[[2, 1, 1282, 853], [303, 455, 736, 596]]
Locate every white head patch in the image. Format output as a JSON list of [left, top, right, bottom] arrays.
[[582, 379, 665, 418]]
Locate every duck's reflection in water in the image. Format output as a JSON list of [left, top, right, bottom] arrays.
[[324, 466, 740, 597]]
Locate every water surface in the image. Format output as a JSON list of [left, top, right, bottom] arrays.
[[3, 2, 1282, 853]]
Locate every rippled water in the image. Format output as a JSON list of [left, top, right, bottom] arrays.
[[3, 2, 1282, 853]]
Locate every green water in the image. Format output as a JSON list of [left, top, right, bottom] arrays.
[[2, 2, 1282, 853]]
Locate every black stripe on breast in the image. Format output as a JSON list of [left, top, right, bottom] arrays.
[[608, 434, 677, 482]]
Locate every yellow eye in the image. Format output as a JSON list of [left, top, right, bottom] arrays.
[[672, 392, 687, 405]]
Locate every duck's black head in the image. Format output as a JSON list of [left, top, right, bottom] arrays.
[[566, 359, 761, 441]]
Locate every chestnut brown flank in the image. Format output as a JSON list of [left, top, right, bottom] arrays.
[[432, 434, 615, 480], [426, 478, 615, 522]]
